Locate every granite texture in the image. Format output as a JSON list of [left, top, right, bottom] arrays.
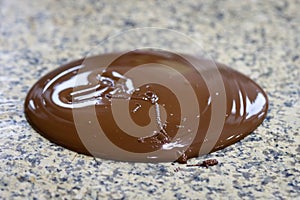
[[0, 0, 299, 199]]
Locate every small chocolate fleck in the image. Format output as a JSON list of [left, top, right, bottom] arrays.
[[186, 159, 218, 168]]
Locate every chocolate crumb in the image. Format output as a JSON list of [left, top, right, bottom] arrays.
[[186, 159, 218, 168]]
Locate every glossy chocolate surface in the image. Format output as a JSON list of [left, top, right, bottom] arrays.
[[24, 50, 268, 163]]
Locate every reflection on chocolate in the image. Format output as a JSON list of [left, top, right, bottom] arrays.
[[24, 50, 268, 163]]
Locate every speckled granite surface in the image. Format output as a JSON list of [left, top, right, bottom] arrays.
[[0, 0, 299, 199]]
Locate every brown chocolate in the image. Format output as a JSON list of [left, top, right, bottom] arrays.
[[24, 50, 268, 163], [186, 159, 219, 168]]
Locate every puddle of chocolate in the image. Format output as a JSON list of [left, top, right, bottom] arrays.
[[24, 50, 268, 163]]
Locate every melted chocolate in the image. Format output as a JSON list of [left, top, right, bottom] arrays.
[[24, 50, 268, 163]]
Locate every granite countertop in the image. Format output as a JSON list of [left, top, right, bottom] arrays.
[[0, 0, 299, 199]]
